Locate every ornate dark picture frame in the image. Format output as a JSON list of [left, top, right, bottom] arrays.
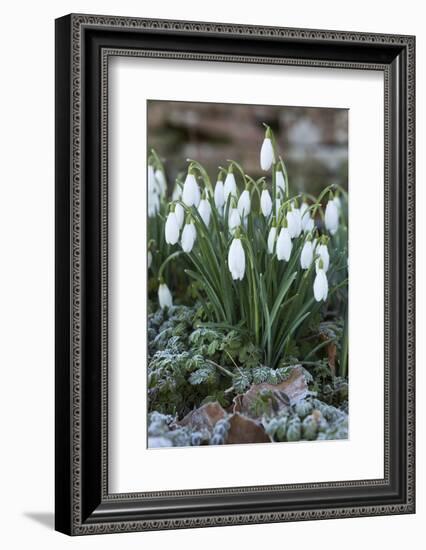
[[55, 13, 415, 535]]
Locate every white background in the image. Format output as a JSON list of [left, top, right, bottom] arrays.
[[0, 0, 423, 549], [110, 58, 384, 492]]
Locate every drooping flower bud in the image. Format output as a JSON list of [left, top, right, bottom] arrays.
[[228, 238, 246, 281], [276, 227, 292, 261], [174, 202, 184, 228], [313, 263, 328, 302], [224, 167, 237, 202], [316, 242, 330, 272], [237, 189, 251, 218], [228, 206, 241, 234], [182, 170, 200, 207], [260, 127, 275, 171], [267, 224, 277, 254], [198, 195, 211, 226], [261, 188, 273, 217], [325, 199, 339, 235], [154, 168, 167, 197], [165, 209, 180, 245], [158, 282, 173, 309], [275, 166, 286, 195], [286, 205, 302, 238], [300, 239, 314, 269], [181, 221, 197, 253], [214, 173, 225, 210]]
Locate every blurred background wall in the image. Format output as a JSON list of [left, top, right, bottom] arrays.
[[147, 100, 348, 196]]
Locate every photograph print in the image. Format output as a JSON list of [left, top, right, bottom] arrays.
[[146, 100, 349, 448]]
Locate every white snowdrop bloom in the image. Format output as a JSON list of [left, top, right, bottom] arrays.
[[148, 191, 160, 218], [165, 211, 180, 245], [286, 208, 302, 238], [324, 199, 339, 235], [276, 168, 286, 194], [224, 171, 237, 202], [267, 226, 277, 254], [302, 215, 315, 233], [316, 243, 330, 272], [260, 189, 273, 217], [148, 165, 158, 194], [198, 198, 211, 226], [228, 238, 246, 281], [276, 227, 292, 261], [154, 169, 167, 197], [313, 268, 328, 302], [158, 283, 173, 309], [214, 179, 225, 209], [172, 184, 182, 201], [174, 202, 185, 228], [148, 250, 152, 269], [300, 240, 314, 269], [181, 222, 197, 253], [237, 189, 251, 218], [260, 138, 275, 171], [182, 173, 200, 207], [228, 207, 241, 234]]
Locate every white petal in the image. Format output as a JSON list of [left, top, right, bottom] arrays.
[[300, 241, 313, 269], [276, 170, 286, 194], [174, 203, 184, 228], [317, 244, 330, 272], [260, 138, 274, 171], [214, 180, 225, 208], [181, 222, 197, 253], [155, 169, 167, 197], [276, 228, 292, 261], [228, 208, 241, 233], [158, 283, 173, 309], [165, 212, 180, 244], [182, 173, 200, 207], [325, 200, 339, 235], [313, 270, 328, 302], [260, 190, 272, 217], [198, 199, 211, 226], [237, 190, 251, 217], [228, 238, 245, 280], [224, 173, 237, 202], [267, 227, 277, 254]]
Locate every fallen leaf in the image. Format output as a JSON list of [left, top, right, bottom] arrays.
[[225, 413, 270, 444], [178, 401, 225, 433]]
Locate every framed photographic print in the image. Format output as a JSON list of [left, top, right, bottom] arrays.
[[55, 14, 415, 535]]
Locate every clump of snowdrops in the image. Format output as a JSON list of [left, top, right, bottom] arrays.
[[149, 125, 348, 370]]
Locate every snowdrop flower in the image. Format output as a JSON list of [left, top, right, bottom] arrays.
[[300, 202, 314, 233], [276, 226, 292, 261], [154, 168, 167, 197], [275, 166, 286, 195], [237, 189, 251, 218], [198, 195, 211, 226], [300, 239, 314, 269], [148, 191, 160, 218], [165, 210, 180, 245], [181, 221, 197, 253], [261, 188, 273, 217], [313, 261, 328, 302], [325, 198, 339, 235], [228, 237, 245, 281], [214, 175, 225, 210], [260, 128, 275, 171], [333, 195, 342, 210], [224, 168, 237, 202], [316, 242, 330, 272], [148, 164, 158, 194], [286, 206, 302, 238], [228, 206, 241, 234], [182, 171, 200, 207], [158, 282, 173, 309], [174, 202, 185, 228], [267, 224, 277, 254]]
